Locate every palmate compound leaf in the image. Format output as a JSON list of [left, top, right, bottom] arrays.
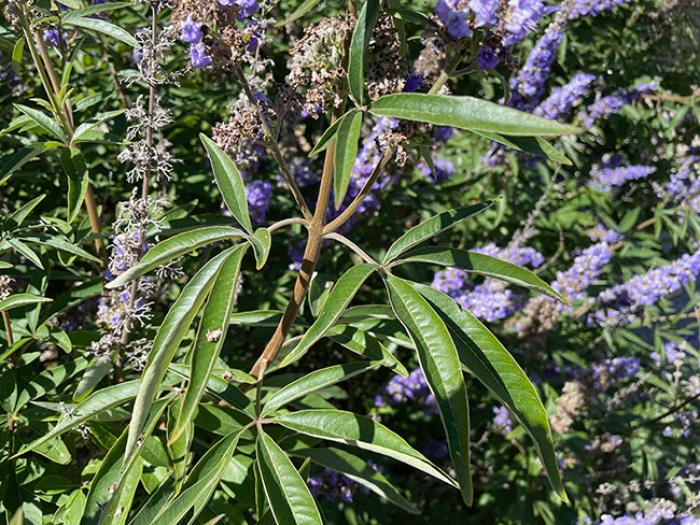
[[270, 409, 457, 489], [169, 243, 248, 445], [412, 282, 569, 503], [124, 247, 240, 463], [278, 263, 376, 369], [369, 94, 581, 137], [385, 275, 473, 506], [393, 246, 564, 301], [257, 429, 323, 525], [105, 226, 244, 289], [382, 202, 493, 264]]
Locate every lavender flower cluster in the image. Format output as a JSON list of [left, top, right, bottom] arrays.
[[578, 83, 658, 128], [432, 243, 544, 322], [374, 368, 438, 416], [533, 72, 596, 121], [590, 154, 657, 191], [308, 463, 381, 503], [655, 147, 700, 215], [590, 249, 700, 326]]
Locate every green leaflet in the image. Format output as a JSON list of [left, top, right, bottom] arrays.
[[333, 110, 363, 209], [326, 324, 408, 377], [250, 227, 272, 270], [201, 134, 253, 234], [279, 263, 376, 368], [271, 409, 457, 488], [7, 194, 45, 227], [63, 17, 137, 46], [369, 94, 581, 136], [275, 0, 322, 26], [82, 400, 170, 525], [470, 130, 573, 166], [294, 447, 418, 514], [347, 0, 380, 105], [262, 361, 377, 416], [124, 248, 238, 463], [413, 282, 568, 503], [170, 244, 248, 445], [73, 356, 112, 402], [0, 293, 52, 312], [394, 246, 563, 300], [62, 1, 131, 21], [308, 110, 350, 158], [14, 104, 67, 142], [382, 202, 492, 263], [256, 429, 323, 525], [59, 147, 89, 223], [386, 275, 473, 506], [106, 226, 244, 289]]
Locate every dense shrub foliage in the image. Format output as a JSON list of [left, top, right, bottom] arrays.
[[0, 0, 698, 523]]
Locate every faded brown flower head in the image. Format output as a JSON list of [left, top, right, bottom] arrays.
[[551, 380, 587, 434], [286, 15, 353, 118], [366, 13, 407, 100]]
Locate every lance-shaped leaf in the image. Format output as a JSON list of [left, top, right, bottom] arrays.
[[271, 409, 456, 488], [263, 361, 377, 416], [59, 147, 89, 223], [0, 293, 52, 312], [413, 282, 568, 503], [386, 275, 473, 506], [71, 109, 125, 144], [308, 110, 351, 157], [82, 400, 169, 525], [63, 17, 137, 46], [105, 226, 244, 289], [13, 380, 146, 457], [73, 355, 112, 402], [124, 248, 236, 462], [394, 247, 563, 300], [170, 244, 248, 445], [250, 227, 272, 270], [383, 202, 492, 264], [62, 1, 131, 20], [369, 94, 580, 136], [256, 429, 323, 525], [295, 447, 418, 514], [470, 130, 573, 166], [333, 110, 363, 208], [201, 134, 253, 234], [22, 235, 101, 264], [326, 324, 408, 377], [279, 264, 376, 368], [0, 144, 50, 184], [14, 104, 67, 142], [7, 194, 45, 227], [348, 0, 380, 105]]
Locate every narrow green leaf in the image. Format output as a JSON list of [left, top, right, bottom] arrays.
[[326, 324, 408, 377], [382, 203, 492, 263], [73, 355, 112, 402], [333, 110, 363, 208], [271, 409, 456, 488], [82, 400, 169, 525], [414, 283, 568, 503], [263, 361, 376, 416], [148, 431, 243, 524], [279, 264, 376, 368], [71, 109, 124, 144], [0, 293, 52, 312], [308, 111, 350, 158], [12, 38, 25, 63], [200, 133, 253, 234], [295, 447, 418, 513], [394, 247, 563, 300], [170, 244, 248, 445], [23, 235, 102, 264], [348, 0, 380, 105], [124, 248, 236, 463], [14, 104, 67, 142], [275, 0, 322, 26], [59, 147, 89, 223], [386, 275, 472, 506], [105, 226, 244, 289], [230, 309, 283, 326], [0, 144, 48, 184], [8, 238, 43, 268], [250, 227, 272, 270], [13, 380, 147, 458], [369, 94, 581, 136], [470, 130, 573, 166], [7, 195, 45, 226], [256, 430, 323, 525], [64, 17, 137, 46]]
